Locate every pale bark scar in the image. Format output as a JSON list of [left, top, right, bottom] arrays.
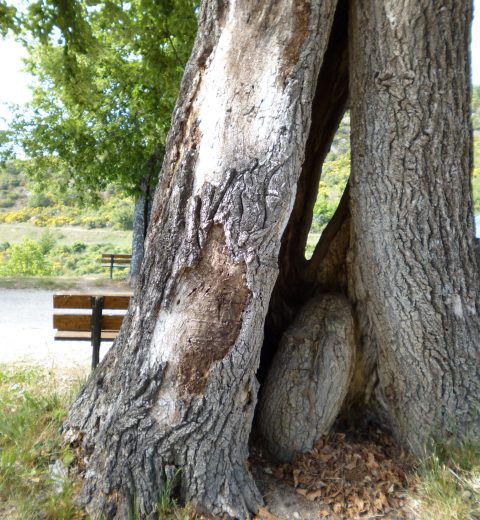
[[176, 225, 250, 396]]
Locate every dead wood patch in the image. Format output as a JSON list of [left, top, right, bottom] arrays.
[[281, 1, 311, 82], [177, 225, 250, 396]]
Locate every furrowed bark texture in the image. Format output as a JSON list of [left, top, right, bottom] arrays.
[[129, 175, 154, 284], [349, 0, 480, 451], [262, 0, 349, 376], [258, 294, 355, 462], [64, 1, 339, 518]]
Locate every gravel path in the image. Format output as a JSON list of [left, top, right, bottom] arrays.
[[0, 288, 116, 372]]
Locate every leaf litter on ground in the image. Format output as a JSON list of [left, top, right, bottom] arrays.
[[253, 430, 417, 519]]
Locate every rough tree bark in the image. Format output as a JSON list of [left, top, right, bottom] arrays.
[[130, 151, 163, 285], [64, 0, 480, 518], [258, 294, 355, 462], [64, 1, 339, 518], [129, 175, 154, 285], [259, 0, 480, 459], [348, 0, 480, 451]]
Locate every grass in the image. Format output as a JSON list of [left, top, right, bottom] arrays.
[[0, 366, 194, 519], [412, 440, 480, 519], [0, 225, 132, 280], [1, 366, 478, 519], [0, 365, 85, 519], [0, 223, 132, 248]]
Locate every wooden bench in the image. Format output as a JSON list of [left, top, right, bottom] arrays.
[[101, 253, 132, 279], [53, 293, 131, 369]]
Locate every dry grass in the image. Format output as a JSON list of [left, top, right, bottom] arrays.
[[0, 223, 132, 247]]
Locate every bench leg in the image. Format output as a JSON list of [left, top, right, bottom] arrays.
[[110, 256, 114, 279], [92, 343, 100, 370], [91, 296, 104, 370]]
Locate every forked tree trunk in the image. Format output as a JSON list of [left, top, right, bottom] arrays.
[[348, 0, 480, 452], [64, 1, 339, 518], [64, 0, 480, 518]]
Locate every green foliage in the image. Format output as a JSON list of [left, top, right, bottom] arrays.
[[7, 0, 198, 202], [0, 232, 130, 278], [110, 203, 134, 231], [71, 241, 86, 253], [310, 112, 350, 237], [312, 151, 349, 232], [0, 236, 54, 276], [38, 229, 56, 254], [28, 191, 54, 208], [0, 1, 16, 36], [0, 188, 135, 231], [472, 86, 480, 132]]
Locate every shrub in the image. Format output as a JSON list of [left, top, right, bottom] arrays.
[[71, 241, 87, 253], [38, 230, 57, 254], [0, 192, 16, 208], [110, 204, 134, 230], [0, 238, 53, 276], [0, 174, 10, 190], [28, 192, 54, 208], [79, 216, 107, 229]]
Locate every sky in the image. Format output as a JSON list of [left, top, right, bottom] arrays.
[[0, 1, 479, 131]]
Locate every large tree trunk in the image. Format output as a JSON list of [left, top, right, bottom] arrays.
[[257, 0, 480, 462], [64, 0, 480, 518], [348, 0, 480, 452], [64, 1, 339, 518]]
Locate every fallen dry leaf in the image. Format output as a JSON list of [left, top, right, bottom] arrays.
[[306, 489, 323, 501], [255, 507, 280, 520]]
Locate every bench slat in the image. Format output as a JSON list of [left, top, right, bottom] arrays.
[[54, 294, 131, 310], [103, 295, 131, 309], [101, 254, 132, 260], [53, 294, 92, 309], [101, 258, 131, 263], [55, 330, 118, 341], [53, 314, 125, 332]]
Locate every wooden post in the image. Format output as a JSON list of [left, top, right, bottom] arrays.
[[91, 296, 104, 370], [110, 255, 114, 279]]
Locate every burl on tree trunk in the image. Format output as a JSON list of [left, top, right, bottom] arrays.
[[64, 0, 480, 518]]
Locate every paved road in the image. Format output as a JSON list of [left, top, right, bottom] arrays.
[[0, 289, 113, 371]]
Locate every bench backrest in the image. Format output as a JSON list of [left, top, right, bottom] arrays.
[[101, 254, 132, 265], [102, 253, 132, 267], [53, 294, 131, 334]]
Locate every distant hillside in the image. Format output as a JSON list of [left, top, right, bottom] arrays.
[[0, 161, 134, 232], [0, 163, 28, 210], [1, 85, 479, 235]]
